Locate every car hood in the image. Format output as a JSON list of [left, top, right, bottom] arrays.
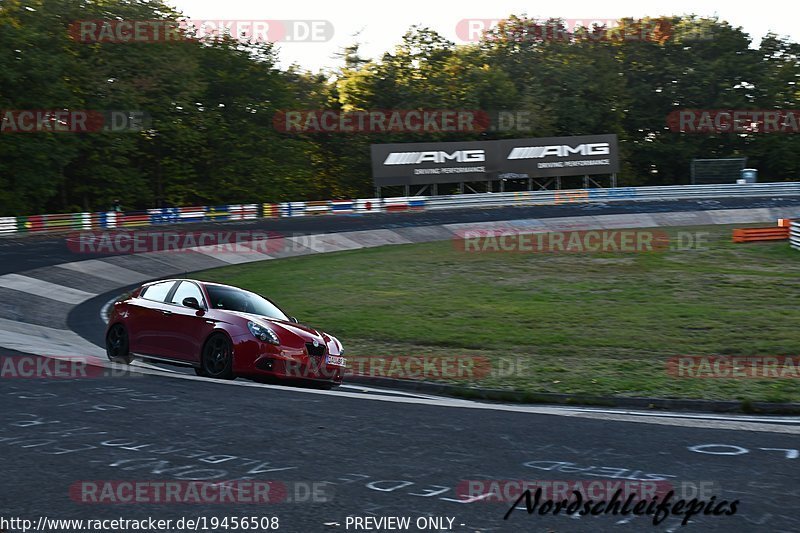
[[225, 310, 335, 345]]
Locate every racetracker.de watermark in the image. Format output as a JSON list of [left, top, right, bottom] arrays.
[[69, 480, 333, 504], [274, 109, 547, 134], [0, 356, 131, 379], [285, 355, 528, 381], [456, 479, 720, 503], [667, 356, 800, 378], [69, 19, 334, 43], [274, 109, 490, 134], [0, 110, 150, 133], [67, 230, 290, 255], [667, 109, 800, 133], [347, 355, 526, 380], [454, 229, 710, 253], [455, 18, 677, 43]]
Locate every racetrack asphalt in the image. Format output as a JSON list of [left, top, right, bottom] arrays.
[[2, 350, 798, 532]]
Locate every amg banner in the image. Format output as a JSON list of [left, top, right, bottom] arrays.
[[371, 134, 619, 186], [370, 140, 493, 186], [497, 134, 620, 178]]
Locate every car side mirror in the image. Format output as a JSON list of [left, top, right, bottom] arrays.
[[289, 316, 299, 324], [183, 297, 202, 310]]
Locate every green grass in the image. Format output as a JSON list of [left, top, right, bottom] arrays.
[[195, 224, 800, 403]]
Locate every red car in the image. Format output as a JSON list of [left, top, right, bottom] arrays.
[[105, 279, 346, 388]]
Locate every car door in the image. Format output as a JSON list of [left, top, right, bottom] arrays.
[[127, 280, 178, 357], [161, 280, 217, 363]]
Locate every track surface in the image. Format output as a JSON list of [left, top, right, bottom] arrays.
[[2, 198, 800, 532], [3, 355, 798, 532]]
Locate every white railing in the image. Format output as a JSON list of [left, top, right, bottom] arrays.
[[422, 182, 800, 210], [791, 219, 800, 251]]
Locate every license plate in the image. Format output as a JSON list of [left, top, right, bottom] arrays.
[[325, 355, 346, 367]]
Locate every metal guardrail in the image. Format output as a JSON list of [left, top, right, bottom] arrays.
[[791, 219, 800, 251], [2, 182, 799, 237], [422, 182, 800, 210]]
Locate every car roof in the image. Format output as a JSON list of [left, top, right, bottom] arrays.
[[141, 279, 282, 312], [143, 279, 239, 291]]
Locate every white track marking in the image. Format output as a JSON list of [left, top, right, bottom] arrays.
[[555, 407, 800, 424], [27, 351, 800, 434], [0, 273, 96, 304], [0, 318, 103, 356], [55, 260, 150, 285], [100, 295, 120, 324], [291, 233, 363, 253], [187, 244, 273, 264]]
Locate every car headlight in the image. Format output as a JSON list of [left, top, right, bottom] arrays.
[[247, 321, 280, 345]]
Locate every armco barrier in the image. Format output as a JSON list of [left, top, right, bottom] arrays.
[[423, 182, 800, 210], [331, 200, 355, 214], [262, 203, 279, 218], [354, 198, 382, 213], [732, 227, 790, 243], [116, 211, 151, 227], [178, 206, 205, 222], [234, 204, 259, 220], [279, 202, 307, 218], [16, 212, 87, 233], [2, 182, 799, 237], [791, 220, 800, 251], [0, 217, 17, 235], [304, 200, 331, 216]]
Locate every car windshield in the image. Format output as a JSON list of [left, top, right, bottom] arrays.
[[205, 285, 288, 321]]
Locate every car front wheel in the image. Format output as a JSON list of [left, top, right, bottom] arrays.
[[199, 333, 235, 380], [106, 324, 133, 364]]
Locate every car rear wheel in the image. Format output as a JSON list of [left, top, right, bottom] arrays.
[[106, 324, 133, 364], [199, 334, 235, 380]]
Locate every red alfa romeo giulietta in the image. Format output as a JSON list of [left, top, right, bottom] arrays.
[[105, 279, 346, 388]]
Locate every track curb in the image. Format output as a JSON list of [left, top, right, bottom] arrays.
[[345, 375, 800, 414]]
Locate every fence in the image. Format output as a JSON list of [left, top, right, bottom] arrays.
[[791, 219, 800, 251], [2, 182, 800, 237]]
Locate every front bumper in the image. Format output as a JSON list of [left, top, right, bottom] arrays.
[[233, 336, 345, 383], [254, 356, 345, 383]]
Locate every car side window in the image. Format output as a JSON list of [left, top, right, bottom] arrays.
[[141, 281, 175, 302], [207, 286, 247, 312], [170, 281, 206, 308], [205, 285, 288, 319]]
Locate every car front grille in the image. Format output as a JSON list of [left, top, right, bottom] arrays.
[[306, 342, 326, 357]]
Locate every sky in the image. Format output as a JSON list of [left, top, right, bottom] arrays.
[[168, 0, 800, 71]]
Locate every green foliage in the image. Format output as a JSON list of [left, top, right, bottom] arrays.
[[0, 5, 798, 215]]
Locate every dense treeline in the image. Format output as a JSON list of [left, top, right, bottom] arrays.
[[0, 0, 798, 215]]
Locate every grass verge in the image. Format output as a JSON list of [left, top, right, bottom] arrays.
[[195, 224, 800, 403]]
